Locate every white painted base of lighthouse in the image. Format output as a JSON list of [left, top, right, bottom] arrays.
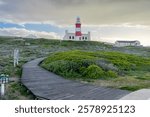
[[63, 31, 91, 41]]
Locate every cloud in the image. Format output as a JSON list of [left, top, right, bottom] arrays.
[[0, 0, 5, 5], [0, 28, 60, 39], [0, 0, 150, 25]]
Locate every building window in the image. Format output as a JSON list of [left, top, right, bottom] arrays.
[[85, 37, 87, 40], [72, 36, 74, 39], [69, 36, 72, 39], [82, 37, 84, 40]]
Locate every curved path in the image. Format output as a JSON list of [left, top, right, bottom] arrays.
[[21, 58, 130, 100]]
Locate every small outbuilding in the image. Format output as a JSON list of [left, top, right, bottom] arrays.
[[115, 40, 141, 47]]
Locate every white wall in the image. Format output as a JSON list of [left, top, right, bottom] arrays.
[[115, 41, 140, 47]]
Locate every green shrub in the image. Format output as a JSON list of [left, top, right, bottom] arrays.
[[80, 59, 95, 67], [43, 60, 81, 78], [79, 67, 87, 76], [105, 70, 118, 78], [84, 65, 104, 79]]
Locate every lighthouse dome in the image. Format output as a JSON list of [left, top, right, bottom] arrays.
[[77, 16, 80, 20], [76, 16, 81, 23]]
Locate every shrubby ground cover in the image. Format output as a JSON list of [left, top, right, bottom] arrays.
[[41, 50, 150, 82]]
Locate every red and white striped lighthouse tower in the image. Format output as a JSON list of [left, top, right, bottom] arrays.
[[75, 17, 82, 40]]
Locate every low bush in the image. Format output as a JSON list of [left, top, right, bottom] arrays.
[[105, 70, 118, 78], [42, 60, 81, 78], [84, 65, 104, 79]]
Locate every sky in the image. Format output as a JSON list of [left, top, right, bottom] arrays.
[[0, 0, 150, 46]]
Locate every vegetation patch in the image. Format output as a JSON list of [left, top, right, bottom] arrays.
[[84, 65, 104, 79], [41, 50, 150, 81], [120, 86, 142, 91], [3, 82, 36, 100]]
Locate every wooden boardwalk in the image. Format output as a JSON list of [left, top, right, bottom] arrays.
[[21, 58, 130, 100]]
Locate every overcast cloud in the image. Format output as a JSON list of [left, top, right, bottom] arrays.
[[0, 0, 150, 25]]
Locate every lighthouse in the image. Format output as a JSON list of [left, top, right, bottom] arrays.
[[63, 17, 91, 41], [75, 17, 82, 40]]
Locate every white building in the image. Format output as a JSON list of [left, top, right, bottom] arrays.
[[63, 17, 91, 41], [115, 40, 141, 47]]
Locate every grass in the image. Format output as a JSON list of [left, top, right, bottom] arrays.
[[91, 76, 150, 91], [3, 82, 36, 100]]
